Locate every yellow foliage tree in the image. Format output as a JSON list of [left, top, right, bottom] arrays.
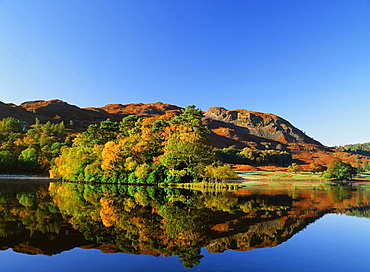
[[100, 197, 119, 227], [101, 141, 123, 172]]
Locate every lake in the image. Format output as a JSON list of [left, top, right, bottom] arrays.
[[0, 179, 369, 271]]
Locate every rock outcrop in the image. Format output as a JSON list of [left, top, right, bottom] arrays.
[[205, 107, 321, 146]]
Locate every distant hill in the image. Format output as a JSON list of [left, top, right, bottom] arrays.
[[0, 99, 367, 166], [0, 99, 182, 133], [336, 142, 370, 157]]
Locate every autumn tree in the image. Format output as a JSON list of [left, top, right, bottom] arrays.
[[310, 163, 324, 173], [288, 163, 303, 173]]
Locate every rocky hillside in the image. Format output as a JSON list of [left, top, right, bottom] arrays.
[[203, 106, 344, 166], [0, 99, 366, 166], [205, 107, 321, 146]]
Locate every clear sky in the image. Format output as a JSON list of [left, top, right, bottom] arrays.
[[0, 0, 369, 146]]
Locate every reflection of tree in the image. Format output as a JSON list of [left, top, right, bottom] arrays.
[[0, 181, 370, 268], [0, 181, 63, 237], [345, 207, 370, 218], [159, 203, 211, 268], [202, 194, 238, 212], [328, 185, 352, 203], [49, 182, 212, 268]]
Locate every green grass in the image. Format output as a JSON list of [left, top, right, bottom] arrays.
[[238, 171, 370, 189], [356, 172, 370, 180], [238, 171, 324, 181], [239, 180, 327, 189]]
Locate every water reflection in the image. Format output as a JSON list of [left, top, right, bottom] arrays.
[[0, 180, 369, 268]]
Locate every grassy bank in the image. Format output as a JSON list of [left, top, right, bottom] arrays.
[[238, 170, 370, 189], [238, 170, 324, 181]]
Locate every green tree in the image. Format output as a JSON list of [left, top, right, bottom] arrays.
[[18, 148, 39, 172], [322, 159, 358, 181], [159, 106, 215, 180], [160, 132, 214, 175], [119, 115, 143, 136], [202, 164, 238, 182], [0, 117, 23, 135], [84, 119, 120, 145], [0, 150, 17, 172]]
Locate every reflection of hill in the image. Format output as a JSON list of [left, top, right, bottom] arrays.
[[0, 225, 91, 255], [0, 181, 369, 267], [206, 212, 325, 253]]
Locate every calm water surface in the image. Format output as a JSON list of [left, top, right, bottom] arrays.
[[0, 179, 369, 271]]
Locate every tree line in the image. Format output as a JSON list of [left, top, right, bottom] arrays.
[[216, 147, 292, 165], [0, 117, 69, 173]]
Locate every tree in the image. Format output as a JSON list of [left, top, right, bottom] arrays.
[[101, 141, 123, 172], [239, 147, 292, 165], [288, 163, 303, 173], [170, 105, 208, 134], [0, 117, 23, 135], [310, 163, 324, 173], [119, 115, 143, 136], [159, 132, 214, 174], [322, 159, 358, 181], [202, 164, 238, 182], [0, 150, 17, 172], [84, 119, 120, 145], [159, 106, 214, 179], [18, 148, 39, 172]]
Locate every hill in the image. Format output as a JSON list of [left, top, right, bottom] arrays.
[[0, 99, 367, 167], [0, 99, 182, 133]]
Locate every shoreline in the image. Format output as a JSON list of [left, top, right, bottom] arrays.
[[0, 174, 59, 180]]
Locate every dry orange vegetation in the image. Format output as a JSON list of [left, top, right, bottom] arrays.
[[99, 102, 182, 116]]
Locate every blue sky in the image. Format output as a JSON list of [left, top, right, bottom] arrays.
[[0, 0, 369, 146]]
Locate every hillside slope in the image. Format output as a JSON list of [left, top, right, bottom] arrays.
[[204, 106, 341, 166], [205, 107, 321, 146], [5, 100, 181, 133], [0, 99, 366, 166]]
